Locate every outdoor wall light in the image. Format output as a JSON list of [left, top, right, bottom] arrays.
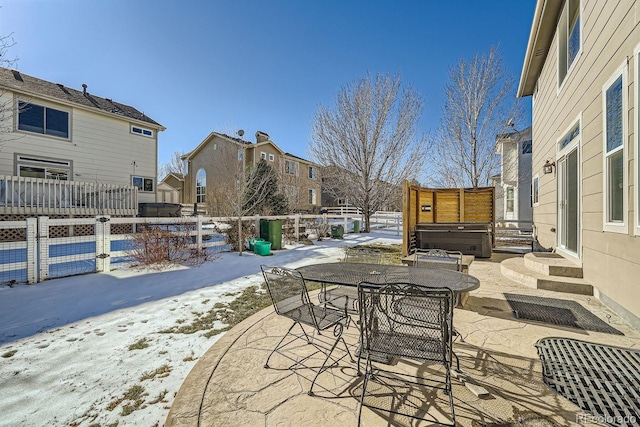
[[543, 160, 555, 175]]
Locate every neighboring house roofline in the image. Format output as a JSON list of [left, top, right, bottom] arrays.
[[0, 67, 165, 130], [182, 131, 251, 161], [161, 172, 184, 183], [517, 1, 564, 97]]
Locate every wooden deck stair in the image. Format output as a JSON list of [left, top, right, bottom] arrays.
[[500, 252, 593, 295]]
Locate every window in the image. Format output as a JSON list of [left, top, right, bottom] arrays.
[[506, 186, 515, 213], [238, 150, 244, 161], [16, 155, 71, 180], [18, 101, 69, 138], [284, 160, 298, 175], [196, 169, 206, 203], [308, 189, 317, 205], [260, 152, 267, 160], [308, 166, 317, 179], [603, 67, 627, 231], [521, 140, 532, 154], [532, 176, 539, 206], [558, 0, 580, 87], [268, 154, 274, 162], [131, 125, 154, 138], [560, 123, 580, 150], [132, 176, 154, 192]]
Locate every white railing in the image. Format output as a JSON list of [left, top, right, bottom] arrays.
[[0, 175, 138, 216]]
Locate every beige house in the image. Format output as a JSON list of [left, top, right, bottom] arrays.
[[518, 0, 640, 327], [180, 131, 321, 214], [0, 67, 164, 216]]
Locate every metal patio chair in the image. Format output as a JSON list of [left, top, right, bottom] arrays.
[[412, 248, 463, 271], [318, 247, 382, 326], [261, 265, 353, 396], [356, 282, 456, 426]]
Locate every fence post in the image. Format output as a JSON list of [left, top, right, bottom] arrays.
[[95, 215, 111, 273], [25, 217, 37, 283], [196, 215, 203, 251], [254, 214, 260, 236], [294, 214, 300, 241], [343, 215, 348, 234], [38, 216, 49, 281]]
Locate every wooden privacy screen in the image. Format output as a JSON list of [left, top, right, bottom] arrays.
[[402, 180, 495, 255]]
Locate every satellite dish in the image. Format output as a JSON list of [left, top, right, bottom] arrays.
[[237, 129, 245, 137]]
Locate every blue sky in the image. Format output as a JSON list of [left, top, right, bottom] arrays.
[[1, 0, 536, 170]]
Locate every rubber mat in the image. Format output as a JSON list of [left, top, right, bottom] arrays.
[[536, 337, 640, 426], [504, 293, 622, 335]]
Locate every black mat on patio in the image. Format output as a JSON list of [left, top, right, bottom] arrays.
[[504, 293, 623, 335], [536, 337, 640, 426]]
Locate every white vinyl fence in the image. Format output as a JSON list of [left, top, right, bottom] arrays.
[[0, 212, 401, 285]]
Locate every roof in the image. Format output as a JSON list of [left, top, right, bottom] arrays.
[[0, 67, 164, 129], [517, 1, 564, 97], [182, 131, 252, 161]]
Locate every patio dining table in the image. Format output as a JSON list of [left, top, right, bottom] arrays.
[[296, 262, 480, 307]]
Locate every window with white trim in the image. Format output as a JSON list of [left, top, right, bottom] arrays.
[[506, 186, 515, 213], [558, 0, 580, 87], [308, 188, 317, 205], [131, 125, 153, 137], [532, 176, 539, 206], [16, 154, 71, 180], [196, 169, 206, 203], [18, 101, 69, 139], [268, 154, 274, 162], [238, 150, 244, 161], [260, 152, 267, 160], [132, 176, 154, 192], [284, 160, 298, 175], [308, 166, 317, 179], [603, 67, 627, 231]]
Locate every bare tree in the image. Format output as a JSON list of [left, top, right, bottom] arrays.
[[159, 151, 185, 179], [429, 46, 523, 188], [204, 143, 276, 255], [0, 30, 18, 148], [309, 73, 428, 232]]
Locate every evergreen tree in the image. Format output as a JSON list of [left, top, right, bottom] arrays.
[[243, 160, 289, 215]]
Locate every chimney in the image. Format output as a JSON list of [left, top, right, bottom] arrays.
[[82, 83, 87, 95], [255, 130, 269, 143]]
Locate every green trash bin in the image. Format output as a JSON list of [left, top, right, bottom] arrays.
[[254, 241, 272, 256], [353, 220, 360, 233], [260, 220, 282, 250], [249, 237, 264, 251], [331, 224, 344, 239]]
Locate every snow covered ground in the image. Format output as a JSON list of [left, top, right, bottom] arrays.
[[0, 232, 401, 427]]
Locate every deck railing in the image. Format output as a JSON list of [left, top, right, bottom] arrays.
[[0, 175, 138, 216]]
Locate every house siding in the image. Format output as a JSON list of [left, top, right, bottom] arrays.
[[526, 0, 640, 326], [183, 134, 322, 213], [0, 91, 159, 204]]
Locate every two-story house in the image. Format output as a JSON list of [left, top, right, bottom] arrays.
[[0, 67, 164, 216], [518, 0, 640, 328], [494, 126, 533, 225], [177, 130, 321, 214]]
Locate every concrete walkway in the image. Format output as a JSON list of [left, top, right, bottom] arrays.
[[166, 253, 640, 426]]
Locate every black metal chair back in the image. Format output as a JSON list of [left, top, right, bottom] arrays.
[[412, 248, 462, 271], [356, 281, 456, 425], [261, 265, 318, 330]]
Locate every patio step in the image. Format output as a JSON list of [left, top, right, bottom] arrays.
[[500, 257, 593, 296], [523, 252, 583, 278]]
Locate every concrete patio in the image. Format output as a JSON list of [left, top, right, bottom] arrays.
[[165, 253, 640, 426]]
